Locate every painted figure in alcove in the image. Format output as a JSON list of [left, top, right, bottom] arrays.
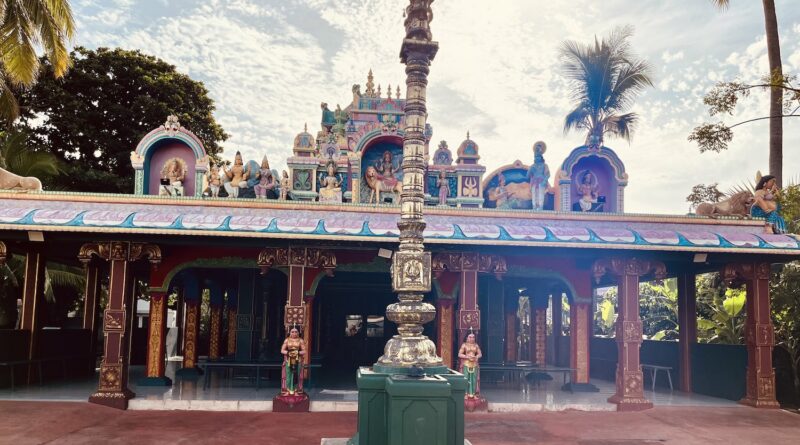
[[437, 170, 449, 205], [375, 150, 401, 187], [254, 156, 277, 199], [527, 141, 550, 210], [494, 174, 512, 209], [223, 151, 248, 198], [160, 158, 186, 196], [318, 160, 342, 203], [281, 327, 306, 396], [751, 174, 787, 234], [207, 164, 222, 197], [458, 331, 483, 399], [280, 170, 290, 201], [576, 169, 600, 212]]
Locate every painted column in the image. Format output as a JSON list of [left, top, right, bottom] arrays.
[[552, 292, 563, 365], [208, 285, 224, 360], [569, 301, 593, 388], [79, 241, 161, 410], [235, 270, 255, 362], [677, 273, 697, 393], [594, 258, 665, 411], [82, 263, 101, 332], [284, 248, 307, 332], [303, 294, 315, 379], [20, 250, 46, 371], [437, 299, 455, 368], [226, 287, 238, 356], [724, 263, 779, 408], [504, 311, 516, 363], [180, 299, 200, 373], [532, 295, 547, 367], [139, 291, 171, 386], [485, 277, 505, 364], [457, 254, 480, 343]]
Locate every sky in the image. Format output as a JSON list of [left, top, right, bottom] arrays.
[[73, 0, 800, 214]]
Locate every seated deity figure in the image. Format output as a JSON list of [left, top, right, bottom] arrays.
[[223, 151, 248, 198], [751, 174, 787, 234], [318, 160, 342, 203], [458, 332, 483, 400], [280, 170, 290, 200], [254, 156, 278, 199], [494, 174, 512, 209], [527, 142, 550, 210], [280, 326, 306, 396], [437, 170, 449, 205], [375, 150, 400, 188], [207, 164, 222, 197], [160, 158, 186, 196], [576, 170, 600, 212]]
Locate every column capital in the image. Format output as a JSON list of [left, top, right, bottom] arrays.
[[723, 262, 771, 286], [257, 247, 337, 275], [0, 240, 6, 267], [78, 241, 161, 267], [432, 252, 507, 279], [592, 257, 666, 283]]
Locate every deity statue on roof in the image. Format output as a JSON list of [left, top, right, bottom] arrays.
[[375, 150, 400, 186], [280, 170, 290, 201], [223, 151, 248, 198], [458, 331, 483, 401], [254, 155, 277, 199], [207, 164, 222, 198], [320, 102, 335, 129], [280, 326, 306, 396], [437, 170, 449, 206], [751, 173, 787, 234], [160, 158, 186, 197], [332, 104, 349, 138], [527, 141, 550, 210], [576, 169, 600, 212], [318, 160, 342, 203], [493, 174, 512, 209]]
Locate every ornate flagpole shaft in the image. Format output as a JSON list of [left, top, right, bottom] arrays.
[[376, 0, 444, 372]]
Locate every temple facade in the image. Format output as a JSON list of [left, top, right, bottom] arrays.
[[0, 72, 796, 413]]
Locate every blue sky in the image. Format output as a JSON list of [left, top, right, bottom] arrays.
[[74, 0, 800, 214]]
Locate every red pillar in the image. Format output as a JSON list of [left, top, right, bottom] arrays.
[[209, 304, 223, 360], [303, 294, 315, 379], [226, 306, 237, 356], [677, 273, 697, 393], [140, 291, 171, 385], [594, 258, 665, 410], [457, 255, 480, 341], [570, 302, 592, 385], [725, 263, 779, 408], [182, 299, 200, 371], [20, 249, 45, 374], [532, 295, 547, 366], [552, 293, 563, 365], [504, 311, 516, 363], [437, 299, 456, 368]]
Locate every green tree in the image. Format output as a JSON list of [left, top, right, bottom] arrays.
[[693, 1, 789, 186], [559, 26, 653, 147], [696, 273, 746, 344], [0, 129, 60, 180], [771, 262, 800, 403], [0, 0, 75, 123], [15, 47, 228, 193], [639, 280, 679, 341]]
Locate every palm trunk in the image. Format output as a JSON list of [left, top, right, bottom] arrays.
[[762, 0, 783, 186]]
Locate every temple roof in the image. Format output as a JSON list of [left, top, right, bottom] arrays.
[[0, 192, 798, 255]]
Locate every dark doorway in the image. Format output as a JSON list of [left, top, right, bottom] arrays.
[[315, 272, 397, 387]]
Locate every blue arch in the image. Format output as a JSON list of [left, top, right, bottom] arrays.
[[560, 145, 627, 182]]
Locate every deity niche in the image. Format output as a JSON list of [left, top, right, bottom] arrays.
[[485, 171, 532, 209], [159, 157, 187, 197], [573, 169, 604, 212], [318, 160, 342, 203], [360, 145, 403, 204]]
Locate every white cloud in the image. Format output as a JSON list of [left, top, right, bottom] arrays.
[[662, 50, 684, 63]]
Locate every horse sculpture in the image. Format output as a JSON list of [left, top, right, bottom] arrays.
[[0, 166, 42, 192], [695, 191, 754, 218], [364, 165, 402, 204]]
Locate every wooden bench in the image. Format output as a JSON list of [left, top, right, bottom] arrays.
[[641, 364, 673, 392]]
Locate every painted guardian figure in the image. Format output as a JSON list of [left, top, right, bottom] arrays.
[[527, 141, 550, 210], [280, 327, 306, 396]]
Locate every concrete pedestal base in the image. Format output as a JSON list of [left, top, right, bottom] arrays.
[[463, 396, 487, 412], [89, 388, 135, 410], [607, 394, 653, 412], [137, 376, 173, 387], [273, 394, 310, 412], [350, 367, 466, 445]]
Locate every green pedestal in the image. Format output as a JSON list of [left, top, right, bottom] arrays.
[[350, 367, 466, 445]]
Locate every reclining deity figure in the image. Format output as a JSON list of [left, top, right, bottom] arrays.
[[280, 326, 306, 396], [254, 155, 277, 199], [318, 160, 342, 203], [160, 158, 186, 197], [223, 151, 248, 198], [527, 141, 550, 210], [751, 174, 787, 234]]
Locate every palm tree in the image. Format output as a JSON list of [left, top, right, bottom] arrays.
[[711, 0, 783, 186], [0, 0, 75, 123], [0, 129, 60, 178], [560, 26, 653, 148]]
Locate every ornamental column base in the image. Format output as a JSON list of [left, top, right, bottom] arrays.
[[464, 394, 487, 412], [607, 370, 652, 411], [89, 388, 135, 410], [273, 393, 310, 412], [740, 369, 780, 408]]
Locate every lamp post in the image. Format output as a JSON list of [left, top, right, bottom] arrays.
[[374, 0, 444, 374]]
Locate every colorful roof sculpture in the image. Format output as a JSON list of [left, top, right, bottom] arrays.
[[0, 192, 797, 255]]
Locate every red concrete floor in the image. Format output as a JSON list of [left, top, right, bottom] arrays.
[[0, 402, 798, 445]]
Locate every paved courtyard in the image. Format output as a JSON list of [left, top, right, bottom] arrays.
[[0, 401, 798, 445]]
